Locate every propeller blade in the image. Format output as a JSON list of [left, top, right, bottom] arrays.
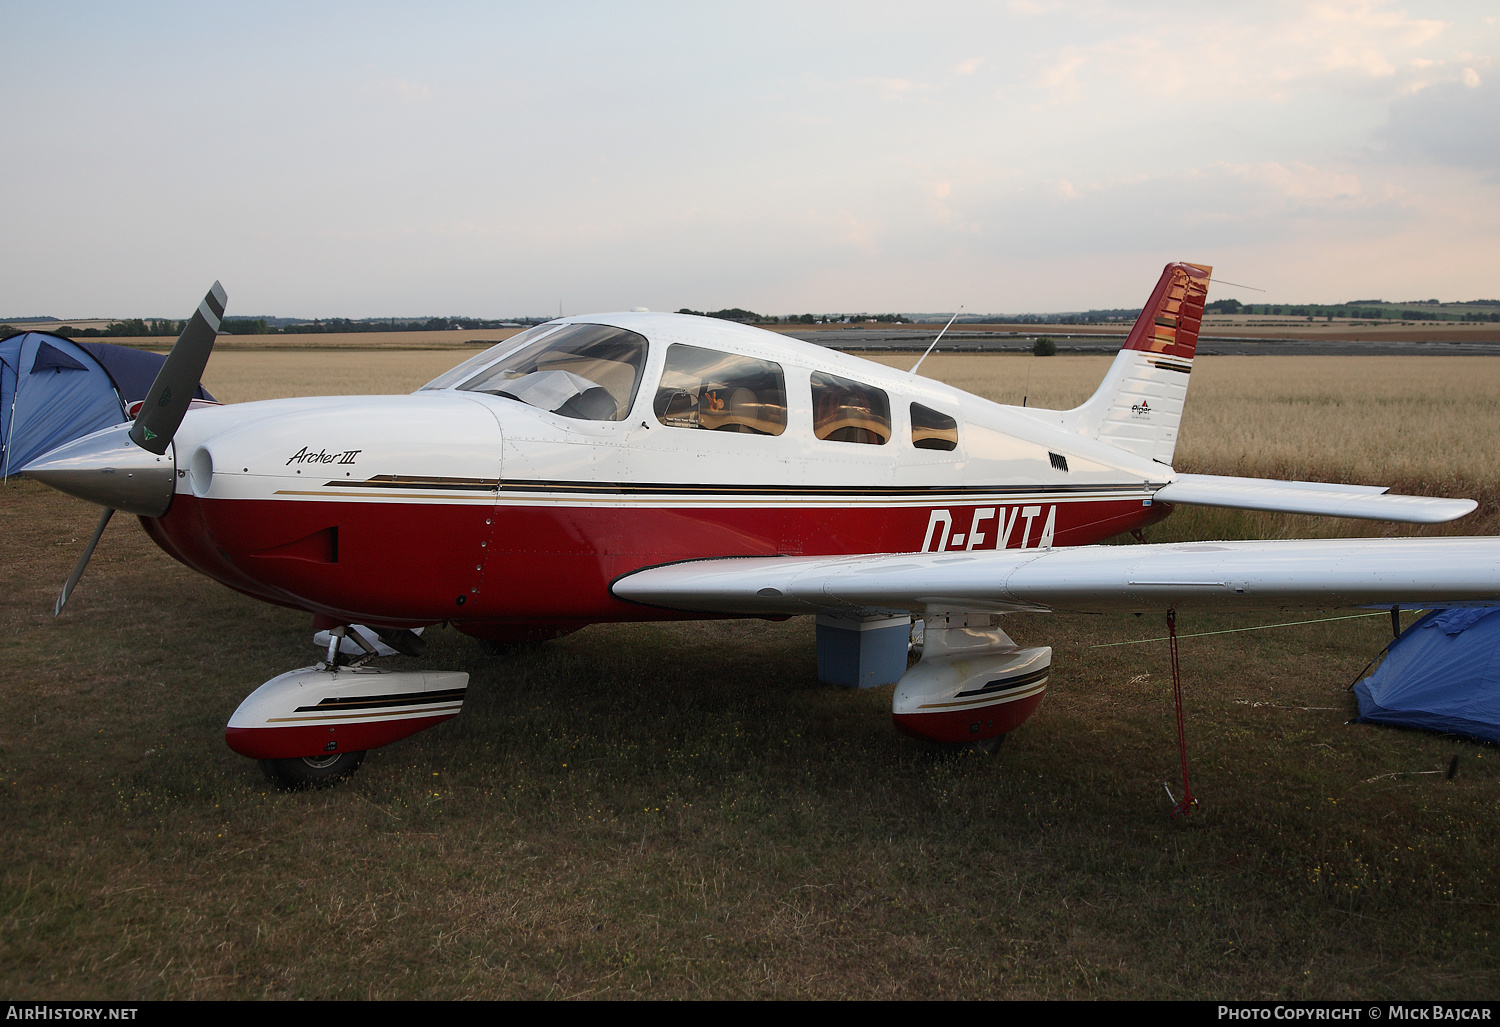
[[129, 281, 226, 455], [56, 507, 115, 615]]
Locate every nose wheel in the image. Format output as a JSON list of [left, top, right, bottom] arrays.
[[258, 750, 366, 790]]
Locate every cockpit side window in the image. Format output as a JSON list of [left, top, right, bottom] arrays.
[[653, 345, 787, 436], [911, 402, 958, 451], [452, 324, 647, 421], [811, 371, 890, 445]]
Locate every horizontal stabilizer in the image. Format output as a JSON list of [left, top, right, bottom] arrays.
[[1155, 473, 1476, 523], [612, 536, 1500, 616]]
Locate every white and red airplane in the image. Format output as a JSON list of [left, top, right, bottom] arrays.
[[23, 264, 1500, 787]]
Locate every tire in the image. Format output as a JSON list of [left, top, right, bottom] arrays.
[[259, 750, 366, 789]]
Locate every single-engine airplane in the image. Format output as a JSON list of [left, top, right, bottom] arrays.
[[22, 263, 1500, 787]]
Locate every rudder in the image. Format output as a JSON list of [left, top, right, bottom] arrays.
[[1061, 262, 1212, 466]]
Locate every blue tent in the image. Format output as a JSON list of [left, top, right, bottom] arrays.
[[1, 333, 128, 478], [1354, 608, 1500, 744], [78, 341, 215, 415]]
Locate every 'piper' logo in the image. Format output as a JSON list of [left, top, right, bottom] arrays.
[[921, 505, 1057, 552], [1131, 400, 1151, 417], [286, 446, 362, 466]]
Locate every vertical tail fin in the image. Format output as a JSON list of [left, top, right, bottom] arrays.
[[1061, 261, 1211, 466]]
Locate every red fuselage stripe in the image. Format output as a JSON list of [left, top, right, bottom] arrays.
[[147, 491, 1171, 629]]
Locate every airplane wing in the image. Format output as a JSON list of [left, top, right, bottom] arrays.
[[611, 537, 1500, 617], [1153, 473, 1476, 523]]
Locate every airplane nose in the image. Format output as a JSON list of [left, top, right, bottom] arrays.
[[20, 422, 176, 517]]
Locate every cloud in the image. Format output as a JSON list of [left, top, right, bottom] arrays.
[[1034, 48, 1088, 101], [362, 77, 435, 105], [1379, 77, 1500, 175], [952, 57, 985, 76], [1015, 2, 1461, 111], [897, 160, 1407, 270], [395, 79, 433, 103], [856, 77, 917, 100], [1228, 162, 1363, 202]]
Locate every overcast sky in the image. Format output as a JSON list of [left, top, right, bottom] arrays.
[[2, 1, 1496, 318]]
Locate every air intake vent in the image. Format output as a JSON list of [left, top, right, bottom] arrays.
[[1049, 451, 1069, 472]]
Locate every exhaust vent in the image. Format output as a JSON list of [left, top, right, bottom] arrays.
[[1049, 451, 1069, 472]]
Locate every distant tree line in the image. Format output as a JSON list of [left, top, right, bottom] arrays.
[[1205, 298, 1500, 322], [676, 308, 912, 324], [285, 316, 534, 334], [45, 319, 187, 338], [1003, 309, 1139, 325], [15, 295, 1498, 343], [15, 315, 550, 339]]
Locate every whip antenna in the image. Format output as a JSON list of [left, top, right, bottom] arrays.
[[910, 306, 962, 375]]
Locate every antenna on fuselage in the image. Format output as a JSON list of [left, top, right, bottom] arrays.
[[909, 306, 962, 376]]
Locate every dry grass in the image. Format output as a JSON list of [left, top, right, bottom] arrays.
[[2, 350, 1497, 999], [202, 350, 468, 404]]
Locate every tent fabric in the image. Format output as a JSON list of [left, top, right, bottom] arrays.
[[1354, 608, 1500, 744], [0, 333, 129, 478], [78, 342, 215, 408], [32, 341, 90, 374]]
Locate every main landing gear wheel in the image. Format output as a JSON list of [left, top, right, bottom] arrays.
[[259, 750, 366, 790]]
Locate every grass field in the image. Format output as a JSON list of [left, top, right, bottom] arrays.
[[2, 352, 1497, 999]]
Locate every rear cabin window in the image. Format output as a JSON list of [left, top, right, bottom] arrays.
[[654, 345, 787, 436], [911, 402, 958, 451], [811, 372, 890, 445], [453, 323, 646, 421]]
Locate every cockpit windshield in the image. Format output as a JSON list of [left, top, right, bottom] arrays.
[[427, 323, 648, 422], [417, 322, 562, 392]]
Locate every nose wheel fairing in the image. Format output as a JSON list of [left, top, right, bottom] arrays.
[[225, 665, 468, 761]]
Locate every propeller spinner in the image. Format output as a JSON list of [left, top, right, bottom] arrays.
[[21, 282, 226, 613]]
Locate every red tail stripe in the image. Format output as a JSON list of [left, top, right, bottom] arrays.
[[1122, 262, 1212, 361]]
